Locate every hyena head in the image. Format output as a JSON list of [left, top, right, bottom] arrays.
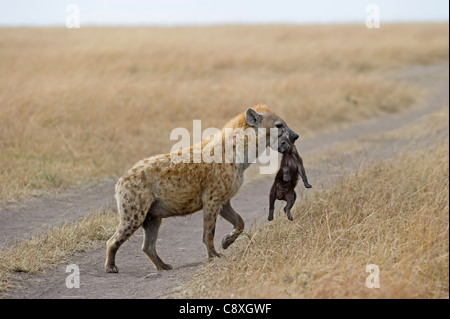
[[245, 106, 299, 151]]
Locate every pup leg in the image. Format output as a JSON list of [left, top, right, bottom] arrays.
[[297, 156, 312, 188], [283, 191, 296, 221], [268, 183, 277, 221]]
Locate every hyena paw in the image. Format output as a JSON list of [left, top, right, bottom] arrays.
[[221, 234, 233, 249], [208, 249, 223, 259], [157, 263, 173, 271], [105, 265, 119, 273]]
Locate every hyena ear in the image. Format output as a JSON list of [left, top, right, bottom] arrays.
[[245, 108, 263, 127]]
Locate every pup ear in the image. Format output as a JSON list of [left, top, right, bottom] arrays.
[[245, 108, 263, 127]]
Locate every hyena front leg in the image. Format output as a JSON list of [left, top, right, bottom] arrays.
[[202, 199, 222, 259], [220, 201, 244, 249]]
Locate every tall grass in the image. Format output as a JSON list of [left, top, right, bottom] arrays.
[[177, 142, 449, 298], [0, 24, 448, 201]]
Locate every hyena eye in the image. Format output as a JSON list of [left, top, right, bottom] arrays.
[[275, 123, 283, 129]]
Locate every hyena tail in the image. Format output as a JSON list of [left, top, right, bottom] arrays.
[[105, 190, 154, 273]]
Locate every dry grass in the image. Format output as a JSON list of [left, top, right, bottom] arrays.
[[0, 208, 117, 291], [0, 23, 448, 201], [0, 107, 447, 296], [177, 141, 449, 298]]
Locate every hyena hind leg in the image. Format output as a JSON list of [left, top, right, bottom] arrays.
[[105, 201, 150, 273], [142, 213, 173, 270], [105, 219, 141, 273]]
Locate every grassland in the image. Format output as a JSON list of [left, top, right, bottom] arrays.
[[0, 23, 448, 201], [174, 102, 449, 299], [0, 208, 117, 291], [177, 141, 449, 299], [1, 104, 447, 296]]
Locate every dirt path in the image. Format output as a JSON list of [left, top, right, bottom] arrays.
[[1, 62, 448, 299], [0, 180, 116, 248]]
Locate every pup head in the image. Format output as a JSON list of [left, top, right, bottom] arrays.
[[278, 136, 292, 154]]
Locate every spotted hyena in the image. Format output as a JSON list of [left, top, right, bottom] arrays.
[[105, 104, 299, 273]]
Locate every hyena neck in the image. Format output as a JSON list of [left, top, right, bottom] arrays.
[[220, 126, 262, 171]]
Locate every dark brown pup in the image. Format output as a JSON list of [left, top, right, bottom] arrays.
[[269, 138, 312, 221]]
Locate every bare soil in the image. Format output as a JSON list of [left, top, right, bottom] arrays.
[[1, 62, 448, 299]]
